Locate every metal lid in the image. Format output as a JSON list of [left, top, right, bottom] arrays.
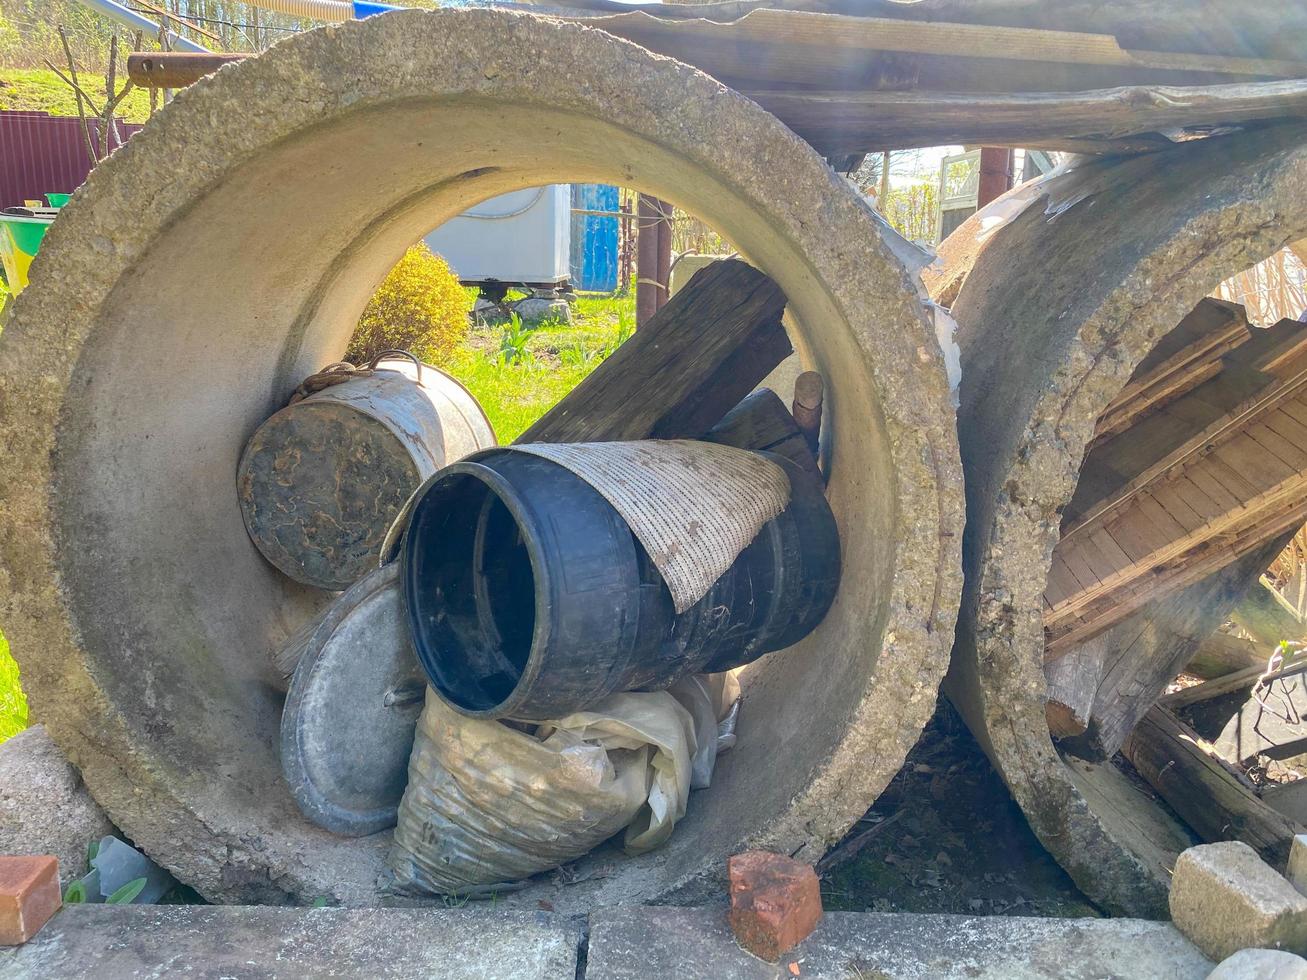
[[280, 562, 426, 836]]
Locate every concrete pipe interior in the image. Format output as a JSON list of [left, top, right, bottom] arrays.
[[0, 10, 963, 907], [931, 125, 1307, 917]]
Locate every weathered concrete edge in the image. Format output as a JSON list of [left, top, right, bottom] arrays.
[[933, 126, 1307, 917], [0, 7, 963, 905]]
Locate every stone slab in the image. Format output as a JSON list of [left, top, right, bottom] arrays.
[[1170, 841, 1307, 963], [585, 907, 1213, 980], [0, 727, 114, 885], [0, 905, 580, 979]]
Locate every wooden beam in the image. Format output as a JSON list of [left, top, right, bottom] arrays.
[[703, 387, 821, 481], [748, 80, 1307, 156], [1122, 705, 1303, 870], [1186, 632, 1276, 681], [1232, 577, 1307, 648], [586, 10, 1307, 79], [518, 258, 791, 443]]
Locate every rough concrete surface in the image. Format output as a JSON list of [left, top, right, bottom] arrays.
[[1207, 948, 1307, 980], [1170, 841, 1307, 963], [585, 906, 1213, 979], [931, 125, 1307, 917], [0, 727, 114, 885], [0, 8, 962, 909], [0, 906, 579, 979]]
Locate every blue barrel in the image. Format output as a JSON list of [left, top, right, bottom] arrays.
[[570, 184, 619, 291]]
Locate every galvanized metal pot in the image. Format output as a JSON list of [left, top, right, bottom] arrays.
[[238, 353, 495, 590]]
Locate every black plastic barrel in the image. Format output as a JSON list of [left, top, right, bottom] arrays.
[[399, 446, 840, 721]]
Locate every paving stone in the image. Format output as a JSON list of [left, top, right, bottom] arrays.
[[1170, 841, 1307, 962], [0, 857, 60, 947], [0, 727, 115, 886], [728, 851, 823, 961], [0, 905, 579, 979], [586, 906, 1212, 979], [1207, 948, 1307, 980]]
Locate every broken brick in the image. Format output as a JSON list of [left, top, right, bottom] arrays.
[[0, 855, 61, 946], [727, 850, 823, 961]]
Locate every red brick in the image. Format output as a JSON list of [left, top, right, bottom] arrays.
[[0, 855, 61, 946], [727, 850, 823, 961]]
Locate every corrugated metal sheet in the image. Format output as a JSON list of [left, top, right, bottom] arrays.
[[0, 111, 143, 209]]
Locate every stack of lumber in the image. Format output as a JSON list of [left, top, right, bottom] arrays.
[[129, 1, 1307, 157], [1045, 301, 1307, 658]]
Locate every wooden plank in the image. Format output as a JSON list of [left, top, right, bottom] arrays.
[[1122, 705, 1303, 869], [519, 259, 791, 443], [1162, 665, 1267, 711], [1186, 462, 1247, 514], [1212, 438, 1295, 488], [1246, 421, 1307, 471], [1262, 405, 1307, 454], [748, 79, 1307, 155], [1241, 318, 1307, 378], [1279, 395, 1307, 429], [1167, 475, 1225, 524], [588, 10, 1307, 77], [1062, 366, 1307, 539], [1092, 299, 1251, 442], [1046, 496, 1307, 657], [1053, 536, 1287, 760], [703, 387, 821, 481]]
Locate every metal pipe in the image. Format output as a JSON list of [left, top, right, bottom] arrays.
[[75, 0, 210, 53], [128, 53, 247, 88]]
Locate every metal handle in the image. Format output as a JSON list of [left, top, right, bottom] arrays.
[[369, 349, 423, 385]]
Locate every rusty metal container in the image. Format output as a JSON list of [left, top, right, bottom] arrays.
[[238, 353, 495, 590]]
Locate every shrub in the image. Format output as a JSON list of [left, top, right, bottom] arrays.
[[347, 244, 470, 366]]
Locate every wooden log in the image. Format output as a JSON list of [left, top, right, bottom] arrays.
[[518, 258, 791, 443], [790, 371, 824, 455], [1185, 632, 1275, 681], [1050, 535, 1286, 759], [1122, 705, 1304, 870], [1232, 578, 1307, 649], [704, 388, 820, 480]]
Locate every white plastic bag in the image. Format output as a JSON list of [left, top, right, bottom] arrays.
[[388, 688, 698, 896]]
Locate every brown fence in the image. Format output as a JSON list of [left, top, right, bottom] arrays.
[[1, 111, 143, 209]]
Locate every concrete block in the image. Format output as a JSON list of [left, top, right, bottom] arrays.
[[727, 850, 822, 961], [586, 907, 1213, 979], [1170, 841, 1307, 962], [1207, 948, 1307, 980], [1288, 834, 1307, 897], [0, 727, 115, 885], [0, 856, 60, 946], [0, 905, 580, 979]]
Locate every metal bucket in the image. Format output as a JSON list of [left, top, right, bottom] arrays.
[[238, 353, 496, 590]]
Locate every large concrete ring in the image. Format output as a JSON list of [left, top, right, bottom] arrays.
[[0, 9, 963, 908], [931, 126, 1307, 917]]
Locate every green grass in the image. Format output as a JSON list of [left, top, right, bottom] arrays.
[[442, 291, 635, 442], [0, 629, 29, 744], [0, 67, 153, 123]]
